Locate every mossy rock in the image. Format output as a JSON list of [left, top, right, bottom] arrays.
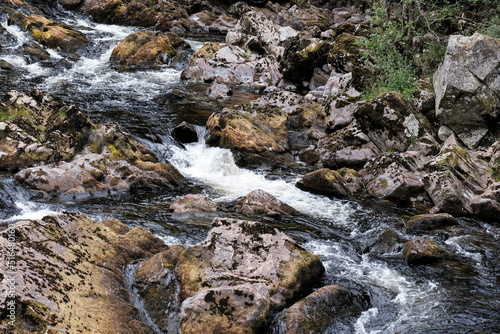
[[403, 238, 449, 264]]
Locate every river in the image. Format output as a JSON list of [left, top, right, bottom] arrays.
[[0, 2, 499, 333]]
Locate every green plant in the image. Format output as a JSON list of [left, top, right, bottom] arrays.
[[387, 147, 395, 154], [246, 101, 252, 109], [480, 15, 500, 38], [241, 48, 250, 60], [445, 170, 452, 177], [411, 135, 419, 143]]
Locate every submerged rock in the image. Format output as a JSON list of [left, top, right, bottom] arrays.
[[0, 212, 166, 332], [271, 285, 369, 334], [177, 218, 325, 332], [434, 33, 500, 149]]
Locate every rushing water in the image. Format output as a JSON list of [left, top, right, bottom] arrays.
[[1, 2, 499, 333]]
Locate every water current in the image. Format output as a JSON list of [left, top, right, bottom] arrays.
[[0, 2, 499, 333]]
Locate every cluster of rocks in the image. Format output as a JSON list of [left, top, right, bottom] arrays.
[[0, 89, 184, 198], [0, 212, 368, 333]]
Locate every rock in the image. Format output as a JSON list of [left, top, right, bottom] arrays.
[[134, 245, 186, 333], [172, 121, 198, 144], [14, 151, 183, 197], [0, 212, 167, 332], [83, 0, 189, 31], [355, 92, 429, 153], [169, 194, 218, 215], [181, 283, 270, 334], [271, 285, 368, 334], [405, 213, 459, 232], [280, 35, 332, 84], [0, 90, 184, 195], [368, 229, 406, 254], [361, 154, 427, 205], [177, 218, 324, 314], [236, 189, 296, 218], [433, 33, 500, 149], [226, 10, 280, 56], [24, 14, 88, 53], [207, 82, 232, 99], [206, 101, 290, 167], [470, 182, 500, 223], [296, 167, 363, 198], [274, 4, 335, 31], [403, 238, 449, 264], [59, 0, 84, 10], [110, 31, 190, 68], [437, 126, 454, 142]]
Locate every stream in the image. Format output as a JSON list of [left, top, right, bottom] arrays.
[[0, 2, 499, 333]]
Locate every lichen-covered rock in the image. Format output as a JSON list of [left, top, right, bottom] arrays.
[[0, 212, 167, 333], [169, 194, 218, 215], [405, 213, 459, 232], [24, 14, 88, 53], [470, 182, 500, 223], [206, 101, 290, 167], [296, 167, 364, 198], [355, 92, 428, 154], [274, 4, 335, 31], [236, 189, 296, 218], [0, 90, 184, 195], [177, 218, 324, 313], [403, 238, 449, 264], [433, 33, 500, 149], [110, 31, 190, 68], [172, 121, 198, 144], [134, 245, 186, 333], [271, 285, 368, 334]]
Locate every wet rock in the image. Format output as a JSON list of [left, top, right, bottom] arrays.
[[83, 0, 189, 31], [403, 238, 449, 264], [405, 213, 459, 232], [280, 34, 332, 84], [271, 285, 368, 334], [236, 189, 296, 218], [24, 14, 88, 53], [110, 31, 190, 68], [361, 153, 427, 205], [368, 229, 406, 254], [169, 194, 218, 215], [297, 167, 363, 198], [206, 102, 290, 167], [135, 245, 186, 333], [0, 90, 184, 195], [177, 218, 324, 331], [434, 33, 500, 149], [471, 182, 500, 223], [172, 121, 198, 144], [0, 212, 166, 332]]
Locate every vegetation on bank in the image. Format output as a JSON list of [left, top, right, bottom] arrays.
[[360, 0, 500, 100]]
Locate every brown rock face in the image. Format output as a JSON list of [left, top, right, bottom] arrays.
[[0, 213, 167, 333], [405, 213, 459, 232], [177, 218, 325, 333], [297, 167, 363, 198]]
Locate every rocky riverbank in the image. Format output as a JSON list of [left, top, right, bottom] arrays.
[[0, 0, 499, 333]]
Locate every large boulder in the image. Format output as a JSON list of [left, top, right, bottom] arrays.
[[177, 218, 325, 332], [169, 194, 219, 215], [405, 213, 459, 232], [110, 31, 190, 68], [236, 189, 296, 218], [24, 14, 88, 53], [433, 33, 500, 149], [0, 212, 167, 332], [271, 285, 368, 334], [296, 167, 364, 198]]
